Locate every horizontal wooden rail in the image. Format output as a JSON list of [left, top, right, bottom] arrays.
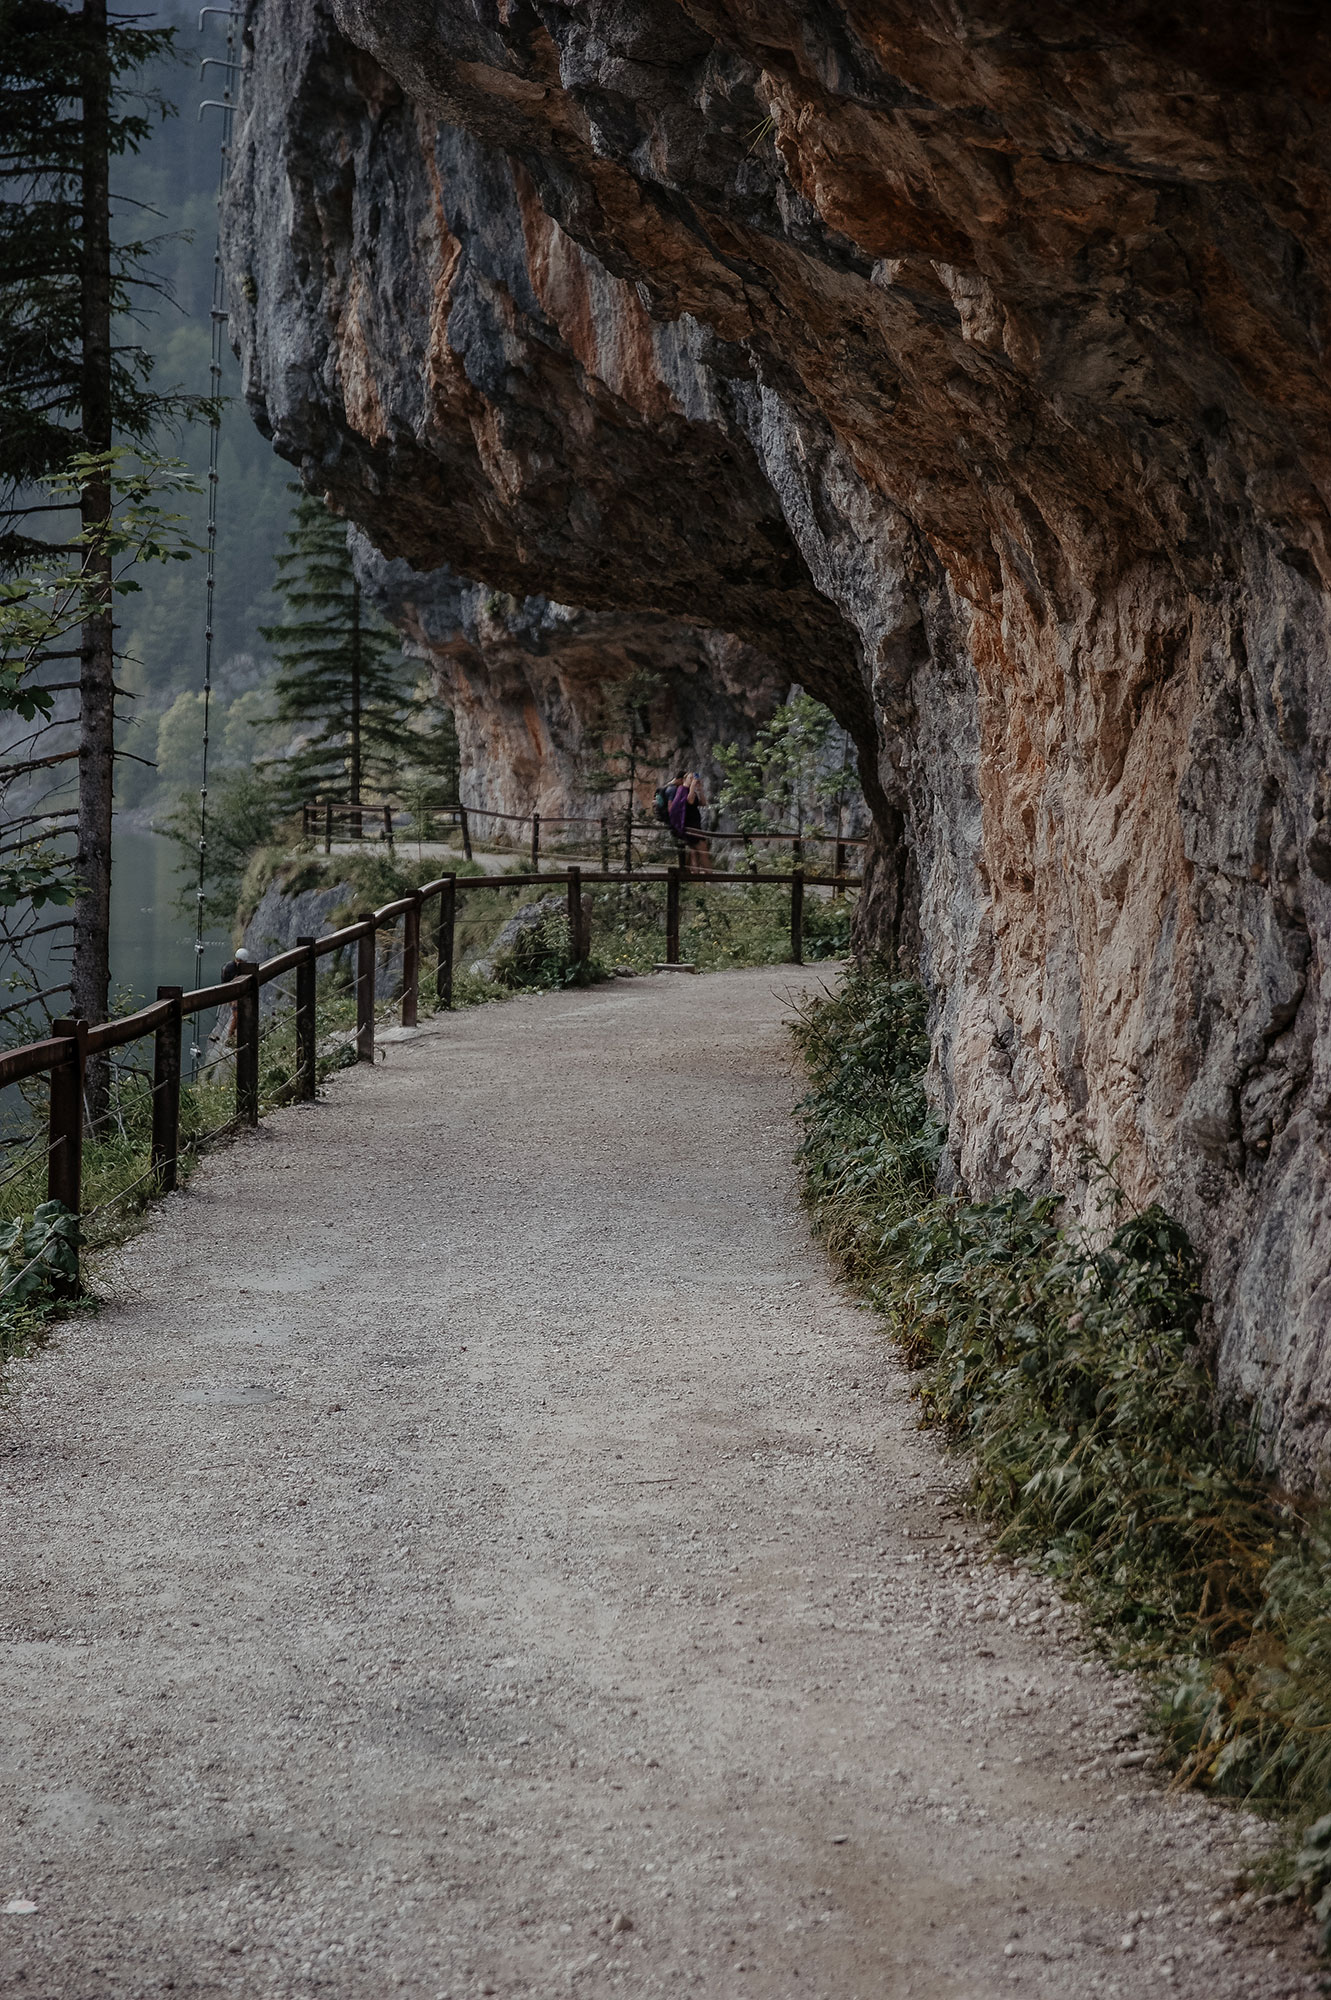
[[304, 918, 375, 962], [687, 828, 869, 845], [454, 871, 599, 894], [0, 1036, 75, 1090], [451, 869, 861, 890], [302, 796, 867, 839], [254, 944, 309, 983], [182, 975, 251, 1013], [301, 796, 867, 884], [83, 997, 176, 1056]]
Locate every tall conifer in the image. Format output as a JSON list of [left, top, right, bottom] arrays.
[[0, 0, 205, 1073], [261, 491, 415, 808]]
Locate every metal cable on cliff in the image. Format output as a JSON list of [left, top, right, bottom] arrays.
[[194, 5, 241, 1080]]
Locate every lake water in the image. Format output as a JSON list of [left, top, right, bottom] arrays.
[[0, 825, 232, 1136], [108, 824, 231, 1007], [8, 824, 231, 1030]]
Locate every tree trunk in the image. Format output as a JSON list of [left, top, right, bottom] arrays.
[[73, 0, 113, 1123]]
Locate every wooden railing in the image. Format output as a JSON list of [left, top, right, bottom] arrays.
[[301, 797, 870, 876], [0, 863, 858, 1294], [300, 799, 475, 860]]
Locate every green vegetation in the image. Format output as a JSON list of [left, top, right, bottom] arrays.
[[260, 489, 455, 809], [586, 667, 671, 835], [793, 961, 1331, 1907], [221, 846, 854, 980], [165, 492, 461, 924], [166, 768, 284, 928], [0, 0, 200, 550], [715, 690, 858, 836], [1, 451, 200, 1043], [0, 0, 216, 1041], [588, 876, 853, 972]]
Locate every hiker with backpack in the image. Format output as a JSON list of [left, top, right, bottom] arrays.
[[656, 774, 684, 843], [668, 771, 710, 874]]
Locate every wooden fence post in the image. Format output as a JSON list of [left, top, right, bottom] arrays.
[[324, 800, 332, 855], [151, 987, 183, 1192], [835, 839, 846, 897], [600, 816, 610, 874], [383, 801, 394, 848], [435, 875, 456, 1010], [459, 805, 473, 861], [531, 811, 540, 871], [402, 892, 421, 1027], [623, 806, 633, 875], [235, 971, 260, 1127], [356, 914, 376, 1062], [47, 1019, 86, 1292], [790, 867, 804, 966], [666, 865, 681, 964], [566, 866, 585, 969], [295, 937, 317, 1100]]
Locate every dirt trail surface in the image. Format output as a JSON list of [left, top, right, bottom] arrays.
[[0, 968, 1316, 1999]]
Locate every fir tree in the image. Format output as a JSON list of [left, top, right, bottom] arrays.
[[0, 0, 182, 552], [585, 667, 672, 870], [399, 686, 460, 841], [0, 0, 207, 1070], [260, 491, 415, 810]]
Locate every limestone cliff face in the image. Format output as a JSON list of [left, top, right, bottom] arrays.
[[226, 0, 1331, 1477], [354, 540, 786, 822]]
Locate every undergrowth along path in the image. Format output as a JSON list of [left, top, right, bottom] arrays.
[[0, 968, 1316, 1998]]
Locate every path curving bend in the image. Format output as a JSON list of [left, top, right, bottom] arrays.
[[0, 967, 1314, 1997]]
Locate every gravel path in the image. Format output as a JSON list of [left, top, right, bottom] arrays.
[[0, 967, 1316, 1998]]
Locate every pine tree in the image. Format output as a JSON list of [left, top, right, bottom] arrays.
[[585, 668, 671, 870], [0, 0, 177, 553], [260, 491, 415, 811], [0, 0, 206, 1070], [399, 686, 460, 840]]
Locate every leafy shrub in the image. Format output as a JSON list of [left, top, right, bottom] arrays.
[[0, 1200, 82, 1364], [803, 893, 853, 959], [492, 911, 598, 991]]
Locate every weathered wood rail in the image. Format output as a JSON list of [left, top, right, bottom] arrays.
[[301, 795, 869, 876], [0, 864, 857, 1292]]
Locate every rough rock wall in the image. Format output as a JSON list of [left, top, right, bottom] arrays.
[[355, 541, 787, 821], [226, 0, 1331, 1478]]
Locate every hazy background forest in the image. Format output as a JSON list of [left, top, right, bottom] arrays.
[[110, 0, 293, 810]]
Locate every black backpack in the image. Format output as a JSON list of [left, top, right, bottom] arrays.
[[653, 784, 672, 824]]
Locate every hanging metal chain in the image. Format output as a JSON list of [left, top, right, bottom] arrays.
[[194, 6, 241, 1077]]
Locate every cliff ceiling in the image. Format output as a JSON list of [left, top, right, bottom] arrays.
[[226, 0, 1331, 1476]]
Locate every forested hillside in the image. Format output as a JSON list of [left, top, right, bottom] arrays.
[[110, 0, 292, 805]]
